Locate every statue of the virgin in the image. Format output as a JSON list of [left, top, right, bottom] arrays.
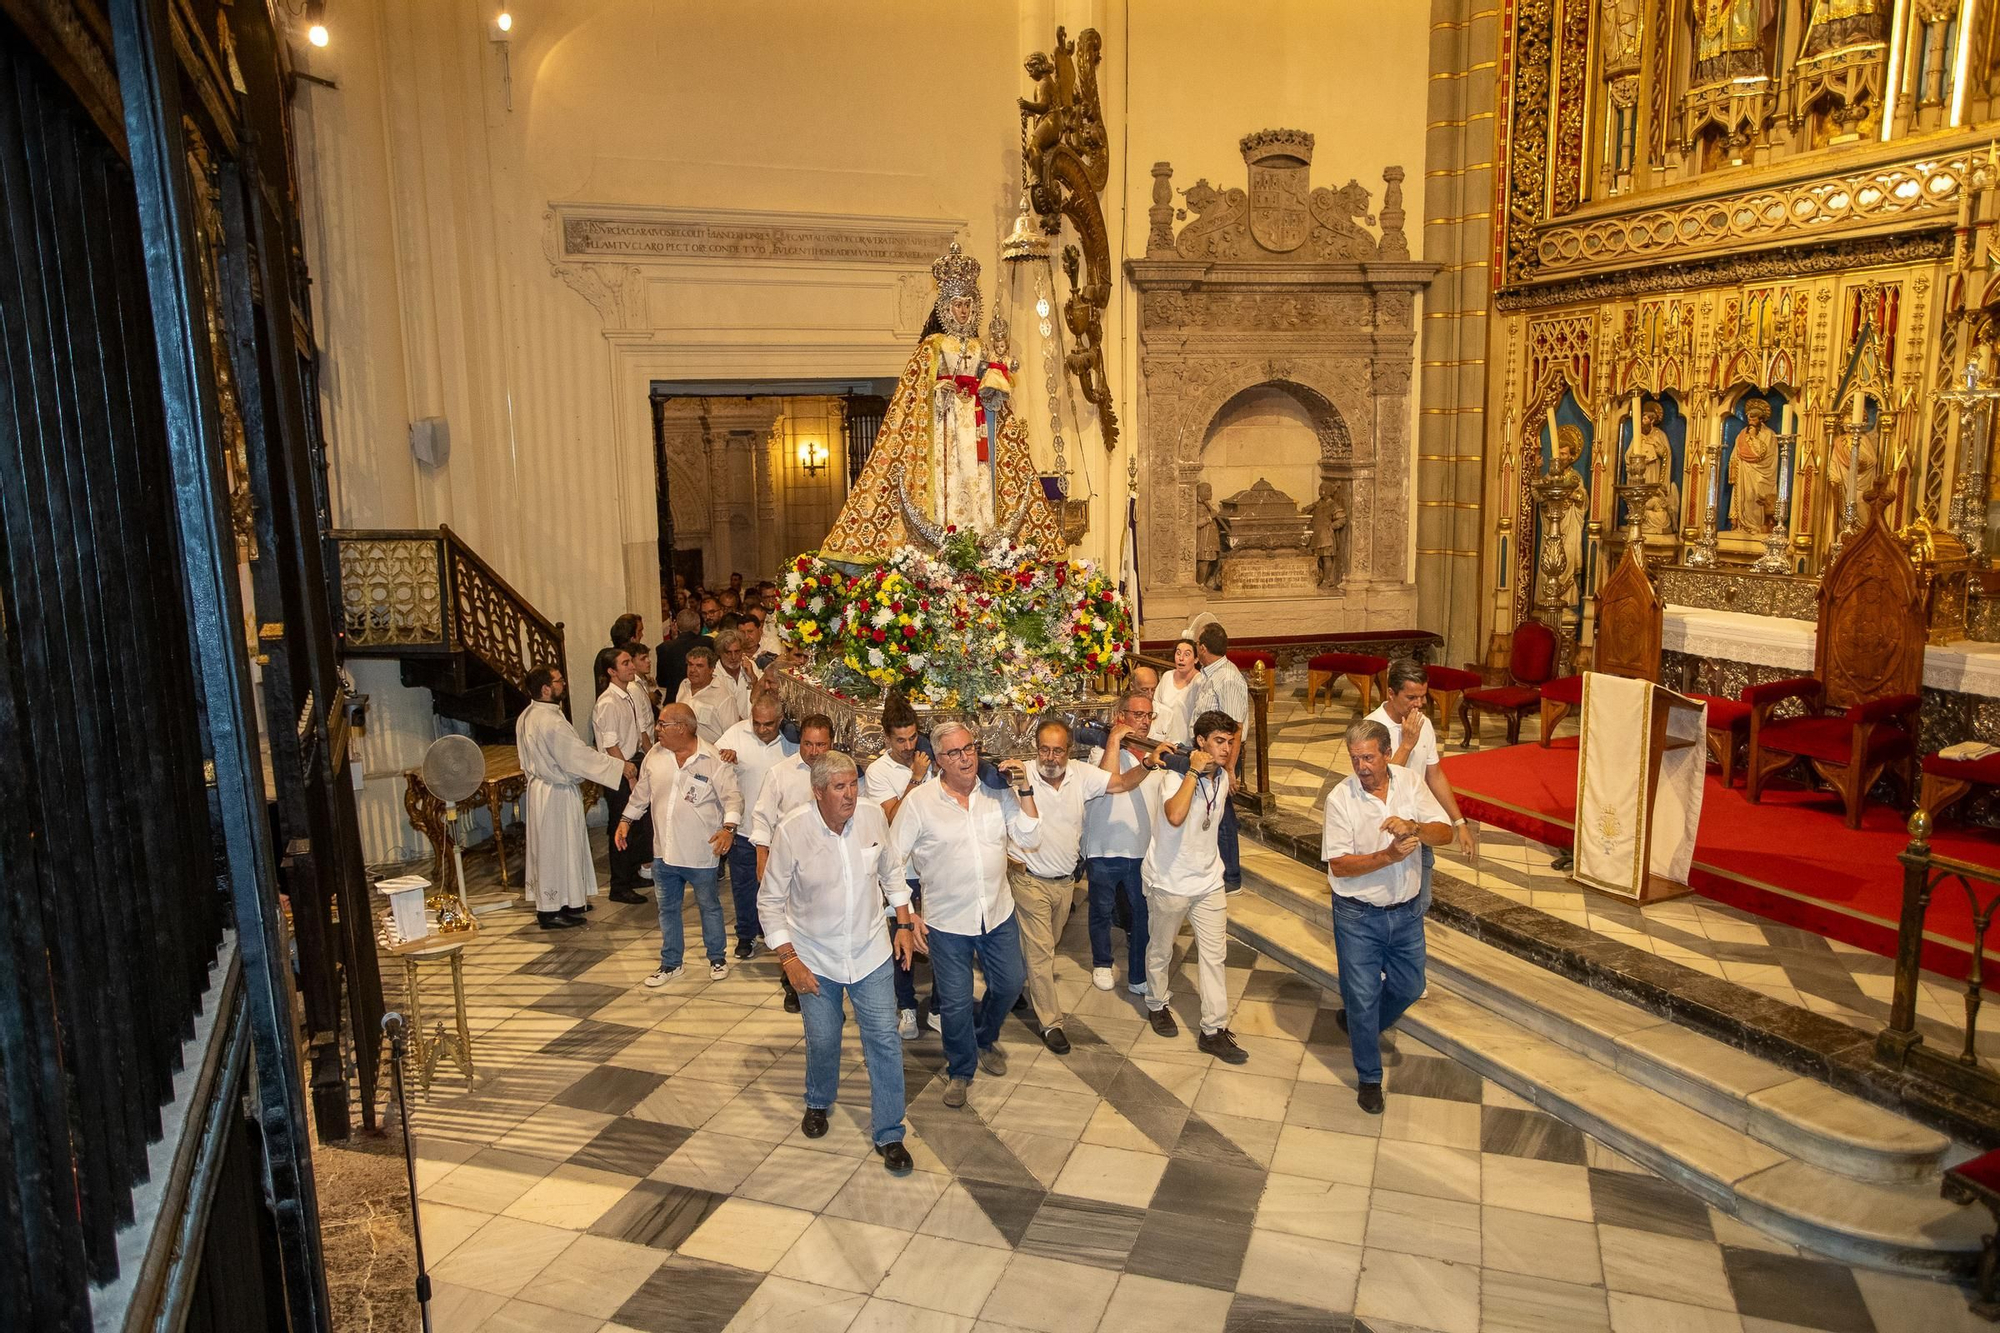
[[818, 243, 1064, 567]]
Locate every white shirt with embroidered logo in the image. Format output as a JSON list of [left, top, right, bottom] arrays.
[[1012, 760, 1109, 879], [761, 799, 908, 985], [622, 740, 743, 869], [1321, 765, 1448, 908], [883, 780, 1040, 935]]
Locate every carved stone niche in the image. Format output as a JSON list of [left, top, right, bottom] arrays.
[[1127, 130, 1436, 637]]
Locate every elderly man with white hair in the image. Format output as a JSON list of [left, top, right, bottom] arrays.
[[883, 717, 1040, 1108], [762, 751, 916, 1173], [619, 703, 742, 986]]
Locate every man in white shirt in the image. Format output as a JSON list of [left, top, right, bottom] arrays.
[[751, 714, 837, 1013], [1322, 717, 1453, 1114], [1132, 709, 1249, 1065], [866, 697, 936, 1038], [882, 718, 1040, 1108], [716, 695, 797, 960], [715, 628, 759, 714], [763, 752, 917, 1174], [592, 644, 653, 904], [1188, 623, 1249, 893], [1083, 693, 1162, 996], [676, 644, 744, 745], [1011, 718, 1151, 1055], [517, 666, 632, 929], [617, 704, 743, 985], [1366, 658, 1476, 917]]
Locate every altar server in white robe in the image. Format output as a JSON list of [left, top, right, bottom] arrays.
[[518, 665, 632, 930]]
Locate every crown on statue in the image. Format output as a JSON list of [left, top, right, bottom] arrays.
[[1239, 128, 1316, 166], [932, 241, 981, 302]]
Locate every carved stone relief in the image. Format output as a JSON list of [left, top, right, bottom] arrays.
[[1126, 131, 1434, 622]]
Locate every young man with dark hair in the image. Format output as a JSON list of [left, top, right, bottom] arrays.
[[1188, 623, 1249, 893], [611, 612, 644, 647], [1365, 658, 1476, 915], [1133, 709, 1249, 1064], [1324, 717, 1453, 1113], [866, 694, 936, 1038], [592, 645, 652, 904], [1083, 692, 1160, 995]]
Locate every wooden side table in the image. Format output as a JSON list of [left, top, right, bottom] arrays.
[[388, 932, 475, 1095]]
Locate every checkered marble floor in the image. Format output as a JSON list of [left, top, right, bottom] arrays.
[[376, 857, 1980, 1333], [1265, 679, 2000, 1074]]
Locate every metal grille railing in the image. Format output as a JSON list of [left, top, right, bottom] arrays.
[[1877, 811, 2000, 1105]]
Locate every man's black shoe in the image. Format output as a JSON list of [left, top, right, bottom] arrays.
[[1224, 882, 1243, 895], [801, 1108, 829, 1138], [784, 987, 801, 1014], [877, 1140, 913, 1174], [1198, 1028, 1250, 1065], [1334, 1009, 1349, 1034], [1551, 850, 1574, 871], [734, 939, 756, 960], [537, 911, 582, 930], [1147, 1006, 1179, 1038], [1012, 993, 1030, 1014], [559, 906, 587, 923], [1042, 1026, 1071, 1055], [1357, 1082, 1385, 1114], [608, 888, 649, 905]]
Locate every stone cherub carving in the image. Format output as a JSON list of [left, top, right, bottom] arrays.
[[1306, 479, 1349, 589], [1196, 480, 1228, 591]]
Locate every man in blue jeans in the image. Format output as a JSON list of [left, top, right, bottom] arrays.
[[883, 718, 1040, 1108], [1082, 692, 1163, 996], [1321, 718, 1453, 1114], [715, 695, 797, 959], [762, 752, 915, 1172], [616, 704, 742, 987]]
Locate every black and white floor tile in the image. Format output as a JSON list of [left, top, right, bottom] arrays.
[[380, 854, 1982, 1333]]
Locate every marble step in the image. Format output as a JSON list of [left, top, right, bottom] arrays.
[[1226, 882, 1985, 1276], [1237, 847, 1951, 1186]]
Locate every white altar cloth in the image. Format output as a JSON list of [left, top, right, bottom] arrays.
[[1662, 606, 2000, 698]]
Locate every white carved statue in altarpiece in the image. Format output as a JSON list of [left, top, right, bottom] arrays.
[[819, 244, 1063, 566]]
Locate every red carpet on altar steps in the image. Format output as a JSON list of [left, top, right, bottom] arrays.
[[1441, 739, 2000, 983]]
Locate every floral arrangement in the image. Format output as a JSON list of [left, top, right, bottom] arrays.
[[778, 530, 1133, 712]]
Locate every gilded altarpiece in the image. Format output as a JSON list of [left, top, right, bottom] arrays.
[[1481, 0, 2000, 667], [1126, 131, 1435, 637]]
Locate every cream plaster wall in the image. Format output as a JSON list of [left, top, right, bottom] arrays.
[[294, 0, 1431, 859]]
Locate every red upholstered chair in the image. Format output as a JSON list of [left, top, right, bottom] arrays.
[[1461, 620, 1560, 746], [1537, 674, 1585, 746], [1306, 651, 1389, 715], [1744, 499, 1924, 828], [1918, 750, 2000, 824], [1423, 665, 1482, 746], [1691, 693, 1752, 787], [1226, 650, 1275, 674]]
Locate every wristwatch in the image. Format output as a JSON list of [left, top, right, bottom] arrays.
[[892, 921, 914, 933]]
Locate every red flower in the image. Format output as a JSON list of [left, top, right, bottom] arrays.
[[920, 599, 931, 611], [902, 624, 916, 638], [1085, 653, 1099, 667], [891, 601, 905, 613], [794, 556, 810, 572], [1099, 590, 1113, 604], [872, 628, 886, 643]]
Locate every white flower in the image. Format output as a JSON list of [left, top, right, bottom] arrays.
[[872, 607, 894, 629], [907, 654, 928, 670], [1090, 618, 1105, 632], [868, 648, 885, 667], [784, 572, 803, 592], [808, 596, 825, 613]]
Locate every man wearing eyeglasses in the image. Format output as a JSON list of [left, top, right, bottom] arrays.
[[882, 718, 1040, 1108], [1010, 717, 1153, 1055], [1083, 693, 1165, 997]]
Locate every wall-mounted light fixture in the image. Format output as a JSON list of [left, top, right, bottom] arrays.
[[798, 439, 828, 477], [489, 5, 514, 110], [305, 0, 329, 46]]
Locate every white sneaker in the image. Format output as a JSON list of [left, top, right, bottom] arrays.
[[638, 864, 654, 882], [1092, 967, 1115, 991], [710, 960, 730, 980], [645, 967, 682, 989], [897, 1009, 919, 1041]]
